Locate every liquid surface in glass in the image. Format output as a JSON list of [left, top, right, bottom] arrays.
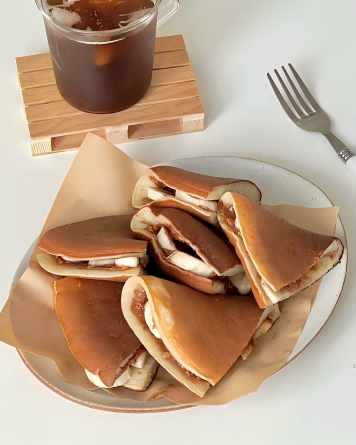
[[45, 0, 154, 31]]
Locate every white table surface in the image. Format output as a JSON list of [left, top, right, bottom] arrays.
[[1, 0, 356, 443]]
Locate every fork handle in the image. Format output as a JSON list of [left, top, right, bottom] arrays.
[[338, 148, 356, 176], [345, 155, 356, 176], [324, 133, 356, 174], [338, 147, 356, 175]]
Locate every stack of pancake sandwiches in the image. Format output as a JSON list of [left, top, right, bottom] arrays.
[[38, 167, 344, 397]]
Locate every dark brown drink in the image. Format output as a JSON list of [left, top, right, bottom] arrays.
[[43, 0, 157, 114]]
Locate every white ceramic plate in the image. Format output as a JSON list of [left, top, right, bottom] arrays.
[[13, 157, 347, 412]]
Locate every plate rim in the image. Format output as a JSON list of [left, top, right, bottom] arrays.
[[17, 351, 193, 414], [14, 155, 348, 413]]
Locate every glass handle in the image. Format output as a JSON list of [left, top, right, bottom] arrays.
[[157, 0, 180, 27]]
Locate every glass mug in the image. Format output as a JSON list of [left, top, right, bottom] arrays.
[[35, 0, 180, 114]]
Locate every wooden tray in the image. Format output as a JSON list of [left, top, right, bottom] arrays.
[[16, 35, 204, 156]]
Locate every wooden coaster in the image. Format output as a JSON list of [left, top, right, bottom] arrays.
[[16, 35, 204, 156]]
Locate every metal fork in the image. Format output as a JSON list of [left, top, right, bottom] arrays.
[[268, 64, 356, 175]]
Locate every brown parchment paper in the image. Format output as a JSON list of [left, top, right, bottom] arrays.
[[0, 133, 340, 406]]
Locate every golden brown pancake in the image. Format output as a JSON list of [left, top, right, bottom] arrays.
[[39, 215, 146, 259], [132, 166, 262, 225], [54, 278, 142, 388], [122, 276, 264, 397], [37, 216, 148, 280], [218, 192, 344, 308], [131, 207, 243, 294]]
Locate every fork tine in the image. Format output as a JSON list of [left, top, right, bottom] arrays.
[[267, 73, 298, 122], [282, 66, 313, 115], [274, 69, 305, 117], [288, 63, 321, 111]]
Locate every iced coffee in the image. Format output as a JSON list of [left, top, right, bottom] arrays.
[[41, 0, 159, 113]]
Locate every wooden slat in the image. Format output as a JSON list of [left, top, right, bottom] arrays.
[[20, 64, 194, 90], [155, 35, 185, 53], [29, 97, 203, 140], [19, 69, 55, 90], [23, 73, 197, 109], [153, 50, 190, 70], [26, 81, 199, 122], [16, 53, 52, 74], [22, 85, 61, 106], [17, 35, 185, 74], [18, 48, 190, 75], [153, 65, 194, 86]]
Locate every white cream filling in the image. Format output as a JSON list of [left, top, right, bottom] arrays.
[[119, 353, 133, 369], [87, 258, 116, 267], [147, 186, 173, 201], [88, 257, 139, 268], [222, 264, 244, 277], [147, 186, 217, 212], [157, 226, 232, 287], [166, 251, 216, 278], [144, 301, 161, 339], [229, 272, 251, 294], [175, 191, 218, 212], [157, 227, 176, 252], [85, 367, 131, 389], [132, 350, 149, 369], [261, 286, 284, 304], [123, 356, 159, 391], [234, 214, 239, 230], [115, 257, 140, 268], [157, 228, 225, 279], [85, 349, 150, 388], [212, 281, 226, 294], [61, 255, 84, 263], [60, 256, 144, 268], [261, 239, 341, 303]]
